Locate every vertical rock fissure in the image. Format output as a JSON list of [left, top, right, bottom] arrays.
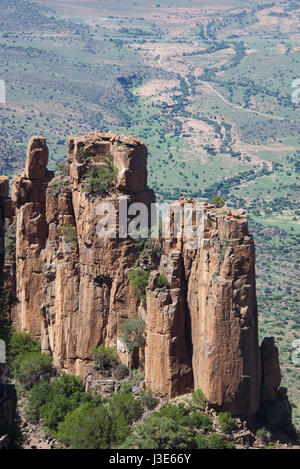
[[181, 259, 194, 389]]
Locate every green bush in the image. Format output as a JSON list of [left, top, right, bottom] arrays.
[[128, 268, 149, 301], [56, 161, 69, 176], [48, 177, 65, 197], [48, 161, 70, 196], [155, 403, 187, 425], [192, 389, 207, 409], [0, 275, 17, 377], [25, 374, 94, 431], [155, 403, 212, 432], [195, 434, 208, 449], [4, 222, 16, 262], [25, 380, 53, 421], [121, 369, 144, 394], [108, 391, 143, 426], [57, 391, 141, 449], [41, 394, 96, 432], [157, 273, 168, 289], [76, 148, 92, 163], [135, 236, 162, 266], [12, 352, 53, 389], [256, 428, 272, 444], [212, 195, 225, 208], [62, 223, 77, 244], [8, 331, 40, 361], [206, 433, 234, 449], [133, 236, 146, 253], [108, 390, 143, 445], [91, 345, 118, 373], [81, 157, 117, 195], [120, 317, 145, 352], [188, 411, 212, 432], [140, 389, 159, 410], [113, 363, 129, 380], [121, 382, 133, 394], [0, 271, 17, 328], [121, 416, 197, 449], [218, 412, 236, 433], [59, 392, 140, 448], [57, 403, 113, 449]]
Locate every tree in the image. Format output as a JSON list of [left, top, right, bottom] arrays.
[[206, 433, 234, 449], [121, 416, 197, 449], [120, 317, 145, 352], [128, 268, 149, 301], [57, 404, 113, 449], [25, 374, 94, 431], [8, 331, 40, 361], [218, 412, 236, 433], [192, 389, 207, 409], [57, 392, 142, 449], [212, 195, 225, 208], [140, 389, 158, 410], [12, 352, 53, 389], [157, 273, 168, 289], [90, 345, 119, 375]]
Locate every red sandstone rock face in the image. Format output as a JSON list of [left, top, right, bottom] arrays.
[[145, 252, 193, 397], [10, 142, 53, 339], [155, 199, 262, 415], [12, 132, 155, 378], [25, 137, 49, 180], [7, 132, 269, 416], [260, 337, 281, 401], [187, 211, 261, 415], [67, 131, 148, 193]]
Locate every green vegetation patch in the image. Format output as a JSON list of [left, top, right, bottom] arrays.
[[128, 268, 150, 301]]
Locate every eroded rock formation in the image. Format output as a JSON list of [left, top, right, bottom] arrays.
[[11, 132, 155, 378], [1, 131, 288, 417], [260, 337, 281, 402], [145, 200, 261, 413], [145, 252, 193, 397]]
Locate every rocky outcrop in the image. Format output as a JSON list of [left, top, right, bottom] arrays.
[[1, 131, 287, 418], [145, 251, 193, 397], [25, 136, 49, 180], [12, 132, 155, 378], [260, 337, 281, 402], [187, 205, 261, 415], [258, 337, 295, 438], [0, 176, 11, 269], [10, 137, 53, 338], [0, 383, 17, 441], [146, 199, 261, 414]]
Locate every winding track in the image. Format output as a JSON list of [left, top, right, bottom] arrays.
[[158, 50, 289, 122]]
